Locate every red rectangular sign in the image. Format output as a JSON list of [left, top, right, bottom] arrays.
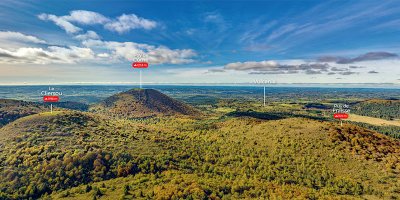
[[43, 96, 59, 102], [333, 113, 348, 119], [132, 62, 149, 68]]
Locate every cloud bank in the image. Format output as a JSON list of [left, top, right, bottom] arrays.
[[0, 10, 194, 65], [0, 31, 46, 44], [224, 60, 330, 74], [83, 39, 196, 64], [38, 10, 157, 34], [317, 52, 398, 64], [0, 46, 94, 64], [220, 51, 398, 76]]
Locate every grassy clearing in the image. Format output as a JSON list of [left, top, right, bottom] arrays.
[[345, 114, 400, 127]]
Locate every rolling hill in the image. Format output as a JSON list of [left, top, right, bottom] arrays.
[[0, 99, 90, 128], [0, 111, 120, 199], [0, 112, 399, 199], [89, 89, 199, 118], [48, 118, 400, 200], [0, 99, 47, 127]]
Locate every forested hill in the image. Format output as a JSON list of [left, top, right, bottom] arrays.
[[352, 99, 400, 120], [0, 99, 89, 127], [0, 99, 47, 127], [89, 89, 199, 118], [1, 113, 400, 199]]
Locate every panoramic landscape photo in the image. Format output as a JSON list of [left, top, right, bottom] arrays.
[[0, 0, 400, 199]]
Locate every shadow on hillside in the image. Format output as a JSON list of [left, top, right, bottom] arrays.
[[226, 111, 284, 120], [226, 110, 329, 121]]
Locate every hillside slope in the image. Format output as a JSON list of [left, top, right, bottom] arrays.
[[0, 99, 90, 128], [90, 89, 199, 118], [1, 113, 399, 199], [50, 118, 400, 200], [0, 99, 47, 127], [0, 111, 122, 199]]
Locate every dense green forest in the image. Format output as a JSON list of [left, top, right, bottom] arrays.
[[352, 100, 400, 120]]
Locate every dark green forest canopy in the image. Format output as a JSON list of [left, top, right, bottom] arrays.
[[352, 100, 400, 120]]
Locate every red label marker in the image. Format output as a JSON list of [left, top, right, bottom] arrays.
[[333, 113, 349, 119], [132, 62, 149, 68], [43, 96, 59, 102]]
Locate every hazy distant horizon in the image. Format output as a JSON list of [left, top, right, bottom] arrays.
[[0, 82, 399, 89]]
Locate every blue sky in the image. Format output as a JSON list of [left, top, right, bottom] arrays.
[[0, 0, 400, 85]]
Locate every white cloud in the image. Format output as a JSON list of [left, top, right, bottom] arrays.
[[0, 31, 194, 65], [48, 46, 95, 62], [225, 60, 279, 71], [38, 10, 157, 35], [104, 14, 157, 34], [83, 39, 196, 64], [0, 31, 46, 44], [65, 10, 110, 25], [0, 38, 195, 65], [97, 53, 110, 58], [3, 11, 188, 67], [38, 13, 82, 34], [224, 60, 333, 75], [0, 46, 94, 64], [74, 31, 100, 40]]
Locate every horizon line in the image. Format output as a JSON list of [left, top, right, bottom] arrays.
[[0, 82, 399, 89], [0, 81, 399, 85]]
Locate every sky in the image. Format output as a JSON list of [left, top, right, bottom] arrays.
[[0, 0, 400, 85]]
